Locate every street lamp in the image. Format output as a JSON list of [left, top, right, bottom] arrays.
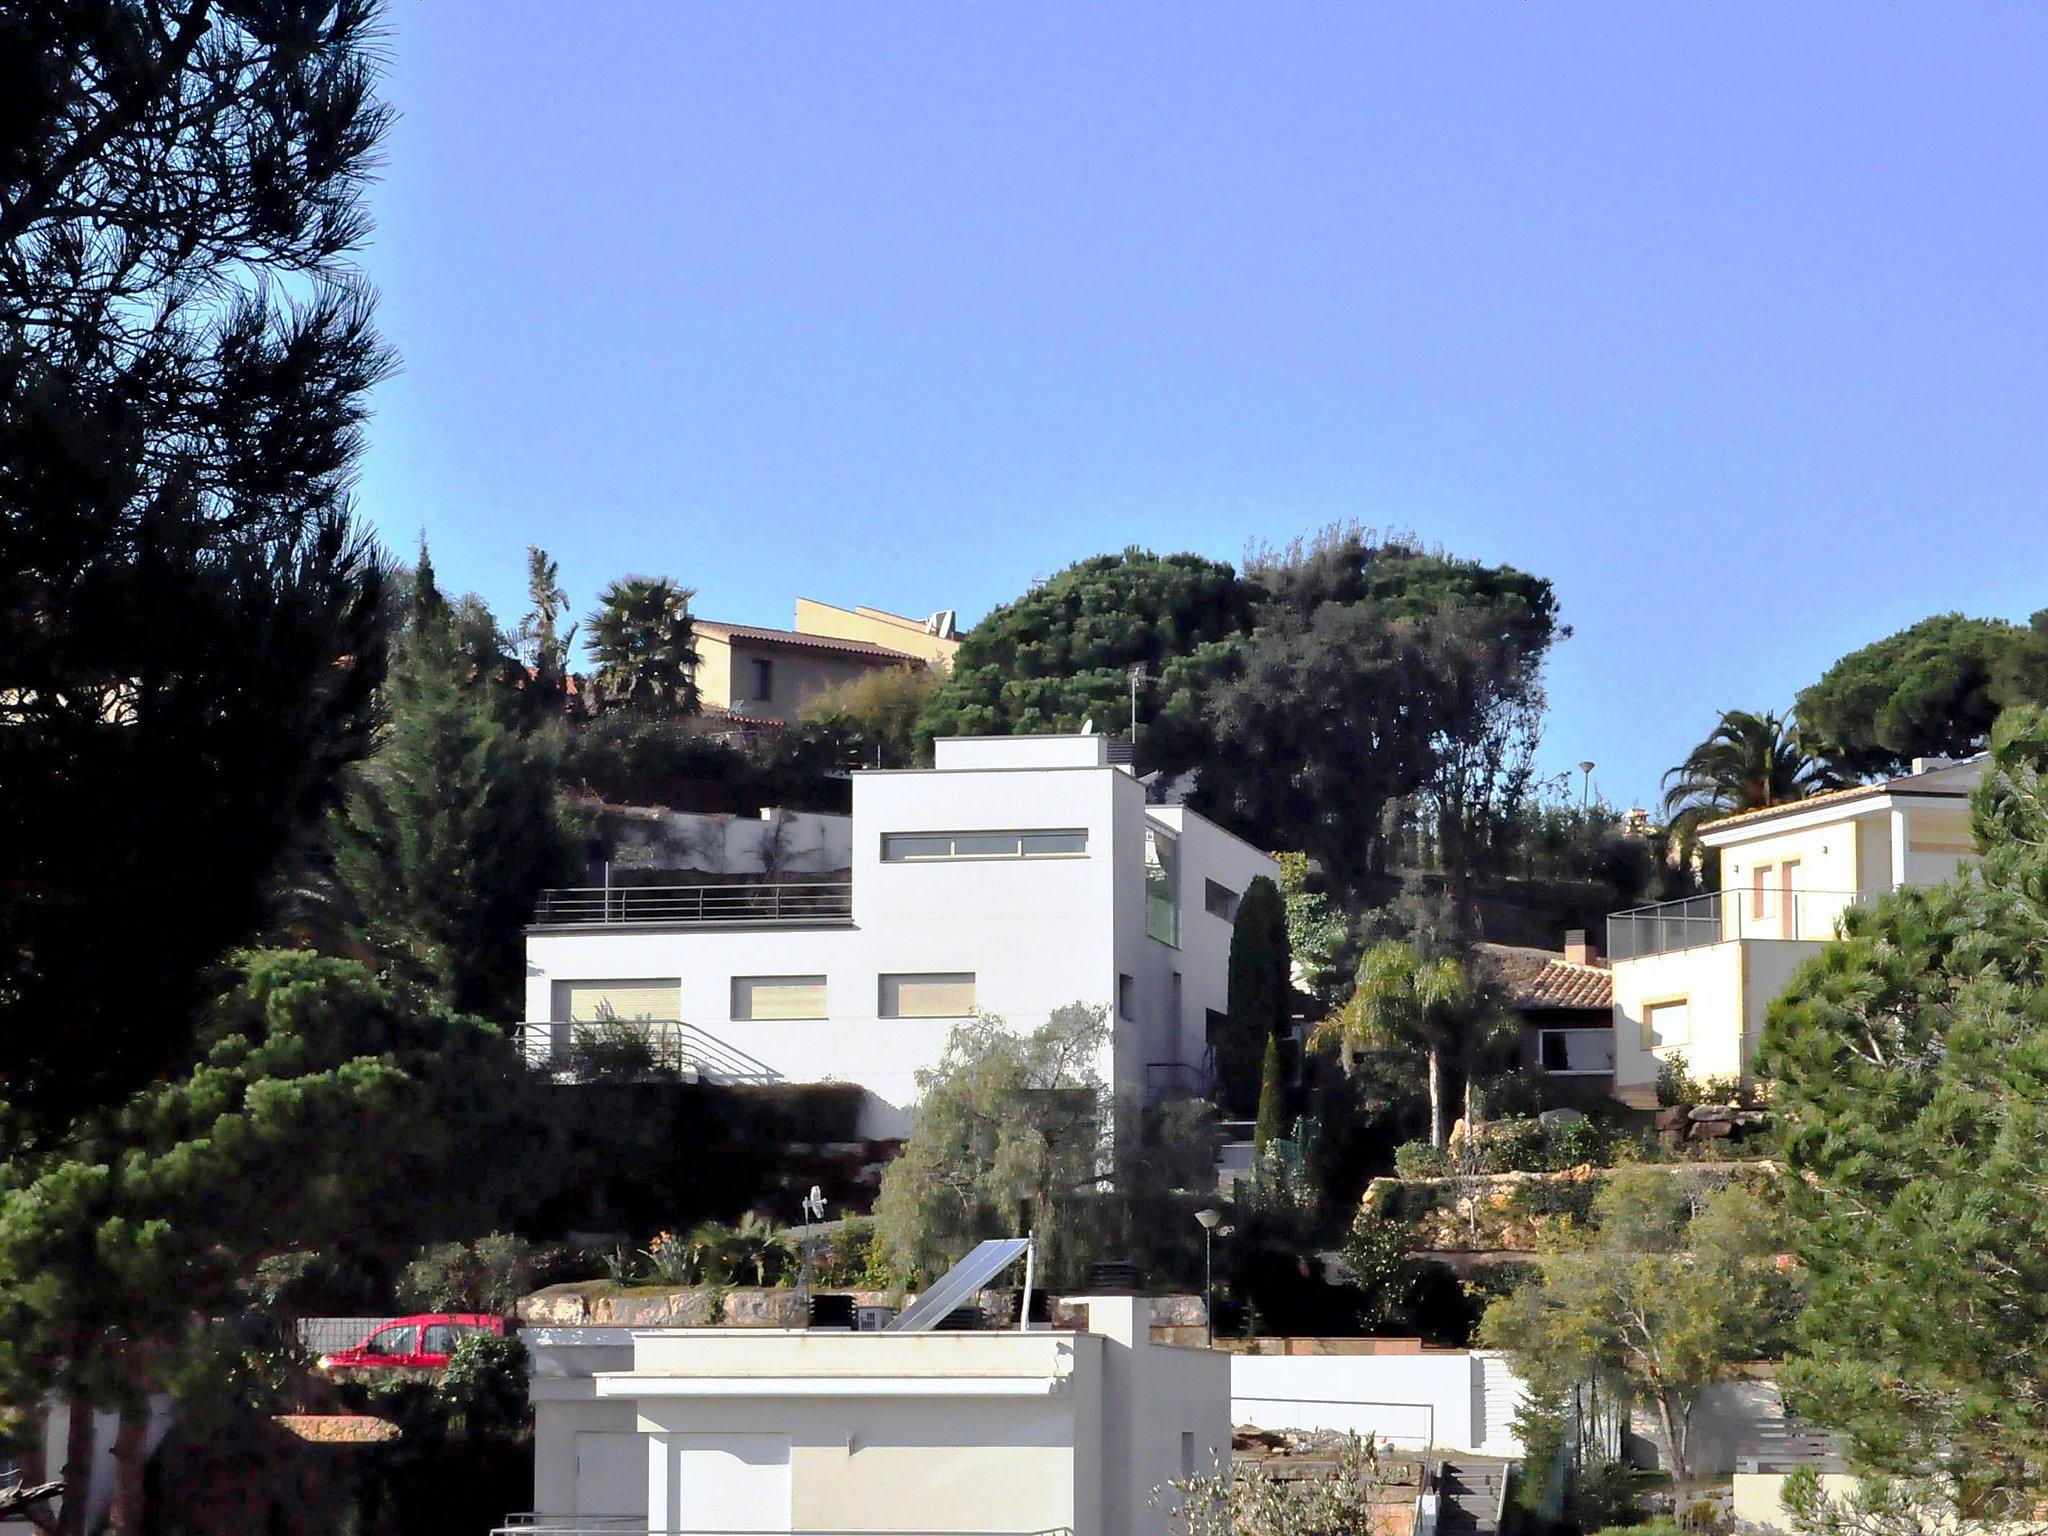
[[1196, 1208, 1224, 1347], [1577, 760, 1596, 810]]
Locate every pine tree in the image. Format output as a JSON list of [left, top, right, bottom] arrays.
[[0, 1, 392, 1143], [1758, 705, 2048, 1516], [1219, 876, 1291, 1116], [1253, 1033, 1287, 1150], [331, 594, 575, 1018]]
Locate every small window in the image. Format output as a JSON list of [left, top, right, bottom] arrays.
[[365, 1326, 416, 1357], [733, 975, 827, 1021], [880, 972, 976, 1019], [1751, 865, 1771, 920], [1118, 973, 1136, 1020], [1181, 1432, 1196, 1481], [1204, 879, 1239, 922], [751, 657, 774, 701], [881, 830, 1087, 862], [421, 1325, 457, 1354], [1643, 998, 1691, 1050]]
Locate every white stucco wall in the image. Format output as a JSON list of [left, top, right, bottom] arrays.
[[1228, 1351, 1527, 1457], [529, 1299, 1227, 1536], [526, 739, 1276, 1135]]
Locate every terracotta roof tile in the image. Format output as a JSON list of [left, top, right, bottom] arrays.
[[695, 621, 918, 663], [1476, 944, 1613, 1010]]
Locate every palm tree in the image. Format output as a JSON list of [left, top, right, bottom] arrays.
[[1309, 940, 1474, 1147], [1661, 709, 1829, 844], [586, 576, 700, 717], [516, 545, 576, 716]]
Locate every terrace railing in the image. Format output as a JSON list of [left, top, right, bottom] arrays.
[[516, 1020, 782, 1084], [1607, 888, 1868, 961], [532, 879, 853, 928]]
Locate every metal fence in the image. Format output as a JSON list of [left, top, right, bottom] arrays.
[[533, 880, 853, 927], [516, 1021, 782, 1083], [1607, 888, 1867, 960], [296, 1316, 404, 1357]]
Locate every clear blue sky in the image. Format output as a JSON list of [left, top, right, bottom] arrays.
[[353, 2, 2048, 811]]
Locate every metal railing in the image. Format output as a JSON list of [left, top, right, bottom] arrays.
[[1145, 1061, 1213, 1103], [516, 1020, 783, 1083], [533, 880, 853, 927], [1607, 888, 1868, 961]]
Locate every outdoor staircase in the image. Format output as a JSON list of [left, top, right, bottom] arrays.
[[1435, 1459, 1511, 1535]]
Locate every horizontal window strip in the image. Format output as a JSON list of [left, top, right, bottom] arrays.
[[881, 829, 1087, 862], [732, 975, 827, 1021]]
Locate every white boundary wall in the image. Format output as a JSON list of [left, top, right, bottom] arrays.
[[1229, 1351, 1528, 1458]]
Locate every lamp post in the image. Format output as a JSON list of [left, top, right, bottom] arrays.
[[1578, 760, 1596, 810], [1196, 1208, 1224, 1347]]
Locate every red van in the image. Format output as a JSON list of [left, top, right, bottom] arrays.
[[318, 1314, 506, 1371]]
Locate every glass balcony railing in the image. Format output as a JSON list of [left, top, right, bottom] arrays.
[[1607, 888, 1868, 961]]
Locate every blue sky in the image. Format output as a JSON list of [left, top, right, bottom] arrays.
[[353, 2, 2048, 810]]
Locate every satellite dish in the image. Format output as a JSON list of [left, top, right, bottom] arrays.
[[1080, 718, 1094, 735]]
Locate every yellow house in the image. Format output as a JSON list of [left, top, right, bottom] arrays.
[[692, 601, 960, 727], [1607, 757, 1982, 1105]]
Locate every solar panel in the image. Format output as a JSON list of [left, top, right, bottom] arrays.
[[885, 1237, 1033, 1333]]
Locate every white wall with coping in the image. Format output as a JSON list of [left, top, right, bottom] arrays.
[[527, 738, 1278, 1136], [1228, 1350, 1527, 1458], [527, 1297, 1229, 1536]]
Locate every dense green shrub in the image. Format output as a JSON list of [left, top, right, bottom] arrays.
[[1505, 1178, 1598, 1225], [399, 1233, 540, 1315], [1654, 1051, 1698, 1108], [437, 1333, 529, 1436], [1394, 1140, 1449, 1178]]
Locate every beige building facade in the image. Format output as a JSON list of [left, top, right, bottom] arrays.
[[1607, 758, 1982, 1104], [691, 601, 961, 727]]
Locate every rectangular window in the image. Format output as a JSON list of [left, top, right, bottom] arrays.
[[1539, 1028, 1616, 1075], [1204, 879, 1240, 922], [1751, 865, 1771, 920], [1642, 998, 1691, 1051], [879, 972, 976, 1019], [1118, 973, 1136, 1020], [1146, 827, 1180, 947], [732, 975, 827, 1021], [751, 657, 774, 701], [881, 830, 1088, 862], [553, 979, 681, 1022]]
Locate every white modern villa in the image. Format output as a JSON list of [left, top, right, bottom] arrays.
[[1606, 755, 1983, 1104], [523, 735, 1278, 1136]]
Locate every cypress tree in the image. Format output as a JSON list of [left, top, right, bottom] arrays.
[[1253, 1032, 1287, 1150], [1220, 875, 1291, 1116]]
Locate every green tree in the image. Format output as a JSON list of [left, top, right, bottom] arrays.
[[874, 1005, 1108, 1285], [915, 548, 1255, 765], [1252, 1035, 1287, 1151], [1756, 706, 2048, 1515], [1272, 853, 1355, 1006], [804, 665, 938, 768], [587, 576, 701, 717], [515, 545, 577, 724], [1479, 1165, 1794, 1506], [1310, 941, 1475, 1147], [1199, 529, 1562, 885], [1219, 876, 1292, 1117], [331, 578, 575, 1017], [0, 0, 392, 1144], [1795, 613, 2023, 780], [0, 951, 536, 1536], [1661, 709, 1829, 845]]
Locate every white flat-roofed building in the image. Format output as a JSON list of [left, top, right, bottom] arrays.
[[521, 1295, 1229, 1536], [523, 736, 1277, 1136]]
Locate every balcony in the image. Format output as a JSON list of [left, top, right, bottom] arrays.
[[516, 1020, 783, 1083], [531, 879, 853, 928], [1607, 888, 1867, 961]]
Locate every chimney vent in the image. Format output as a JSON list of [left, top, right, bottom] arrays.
[[1564, 929, 1596, 966]]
